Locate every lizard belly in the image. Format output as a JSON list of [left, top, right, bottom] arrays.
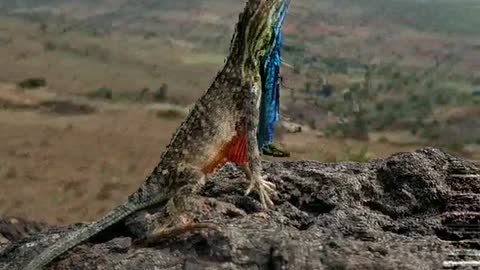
[[201, 132, 248, 174]]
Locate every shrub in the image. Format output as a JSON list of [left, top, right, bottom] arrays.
[[154, 83, 169, 101], [18, 78, 47, 89], [88, 87, 113, 100]]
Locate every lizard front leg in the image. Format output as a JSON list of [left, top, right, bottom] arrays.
[[242, 85, 276, 209]]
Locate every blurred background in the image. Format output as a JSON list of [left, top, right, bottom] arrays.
[[0, 0, 479, 224]]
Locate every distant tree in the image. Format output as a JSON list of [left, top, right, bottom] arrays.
[[154, 83, 169, 101], [18, 78, 47, 89], [39, 23, 47, 34]]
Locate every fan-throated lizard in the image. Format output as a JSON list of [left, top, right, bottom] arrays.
[[14, 0, 291, 269]]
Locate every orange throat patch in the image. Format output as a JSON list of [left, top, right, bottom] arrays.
[[202, 132, 248, 174]]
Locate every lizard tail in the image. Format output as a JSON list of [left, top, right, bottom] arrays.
[[22, 202, 138, 270]]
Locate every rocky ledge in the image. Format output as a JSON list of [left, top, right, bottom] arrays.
[[1, 148, 479, 269]]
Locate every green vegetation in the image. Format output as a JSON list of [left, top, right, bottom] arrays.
[[301, 58, 479, 148], [88, 87, 113, 100], [18, 77, 47, 89], [154, 84, 169, 102]]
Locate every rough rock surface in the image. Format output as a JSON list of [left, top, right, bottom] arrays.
[[1, 148, 479, 270]]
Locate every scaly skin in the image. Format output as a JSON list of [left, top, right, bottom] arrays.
[[13, 1, 290, 269]]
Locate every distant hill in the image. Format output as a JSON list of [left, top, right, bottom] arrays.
[[3, 0, 480, 39], [1, 0, 478, 79]]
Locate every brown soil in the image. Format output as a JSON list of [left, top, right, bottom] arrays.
[[0, 107, 180, 224], [0, 82, 477, 225]]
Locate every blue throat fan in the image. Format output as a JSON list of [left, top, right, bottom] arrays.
[[257, 0, 290, 151]]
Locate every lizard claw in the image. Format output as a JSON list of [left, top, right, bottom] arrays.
[[245, 175, 276, 209], [140, 215, 220, 247]]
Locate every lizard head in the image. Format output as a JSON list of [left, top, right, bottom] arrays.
[[227, 0, 290, 78]]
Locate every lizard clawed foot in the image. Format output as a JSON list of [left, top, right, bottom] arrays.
[[245, 175, 276, 209], [140, 215, 220, 246]]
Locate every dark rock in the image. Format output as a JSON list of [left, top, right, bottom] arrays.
[[0, 217, 52, 243], [1, 148, 479, 269]]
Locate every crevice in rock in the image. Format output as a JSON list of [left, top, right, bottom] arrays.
[[301, 199, 335, 215]]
